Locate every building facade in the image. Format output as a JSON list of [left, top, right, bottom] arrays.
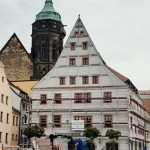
[[31, 18, 150, 150], [0, 62, 12, 147], [139, 90, 150, 112], [9, 83, 32, 148]]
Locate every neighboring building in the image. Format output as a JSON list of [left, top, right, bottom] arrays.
[[11, 107, 20, 146], [0, 0, 66, 81], [139, 90, 150, 112], [9, 82, 32, 148], [31, 17, 150, 150], [0, 62, 12, 146]]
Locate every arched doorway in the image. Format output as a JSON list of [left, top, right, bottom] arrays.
[[106, 142, 118, 150]]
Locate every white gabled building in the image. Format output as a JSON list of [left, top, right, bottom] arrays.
[[31, 17, 150, 150]]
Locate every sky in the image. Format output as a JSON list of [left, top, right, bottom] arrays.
[[0, 0, 150, 90]]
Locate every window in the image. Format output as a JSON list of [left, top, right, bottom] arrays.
[[69, 58, 76, 66], [5, 133, 8, 144], [74, 93, 91, 103], [53, 115, 61, 128], [0, 132, 1, 142], [84, 93, 91, 103], [12, 134, 14, 140], [54, 94, 61, 104], [104, 115, 112, 128], [70, 77, 76, 85], [74, 32, 78, 37], [82, 57, 89, 65], [92, 76, 99, 84], [1, 94, 4, 103], [80, 31, 84, 37], [82, 76, 89, 84], [2, 76, 4, 82], [0, 112, 3, 122], [60, 77, 65, 85], [70, 43, 76, 50], [74, 116, 92, 128], [40, 94, 47, 104], [6, 114, 9, 124], [40, 115, 47, 128], [83, 42, 88, 50], [52, 40, 57, 60], [130, 117, 132, 130], [13, 116, 15, 125], [6, 96, 8, 105], [15, 135, 18, 141], [75, 93, 82, 103], [16, 117, 18, 126], [104, 92, 112, 103], [41, 41, 47, 59]]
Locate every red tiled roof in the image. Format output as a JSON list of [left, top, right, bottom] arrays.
[[106, 65, 128, 82]]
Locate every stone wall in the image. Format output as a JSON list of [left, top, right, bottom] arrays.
[[0, 33, 33, 81]]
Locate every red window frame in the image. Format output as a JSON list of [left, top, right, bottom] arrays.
[[53, 115, 61, 128], [103, 92, 112, 103], [92, 76, 99, 84], [70, 43, 76, 50], [83, 42, 88, 50], [74, 116, 92, 128], [104, 114, 113, 128], [70, 77, 76, 85], [82, 57, 89, 65], [74, 93, 91, 103], [40, 94, 47, 104], [40, 115, 47, 128], [74, 32, 78, 37], [54, 94, 62, 104], [84, 93, 91, 103], [82, 76, 89, 84], [80, 31, 84, 37], [59, 77, 65, 85], [69, 58, 76, 66], [74, 93, 82, 103]]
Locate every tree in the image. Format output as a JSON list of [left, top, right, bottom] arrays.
[[83, 127, 101, 139], [105, 129, 121, 140], [23, 125, 45, 139]]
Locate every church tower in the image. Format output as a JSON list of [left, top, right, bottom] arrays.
[[31, 0, 66, 80]]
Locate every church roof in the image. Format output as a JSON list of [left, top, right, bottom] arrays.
[[36, 0, 61, 21]]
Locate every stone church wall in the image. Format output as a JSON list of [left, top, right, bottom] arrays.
[[0, 34, 33, 81]]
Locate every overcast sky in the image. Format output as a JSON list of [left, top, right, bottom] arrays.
[[0, 0, 150, 90]]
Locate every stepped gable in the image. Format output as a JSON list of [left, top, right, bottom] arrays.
[[0, 33, 33, 81], [33, 17, 129, 89]]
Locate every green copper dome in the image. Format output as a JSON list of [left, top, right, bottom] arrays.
[[36, 0, 61, 21]]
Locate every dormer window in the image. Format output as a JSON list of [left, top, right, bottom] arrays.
[[83, 42, 88, 50], [74, 32, 78, 37], [70, 43, 76, 50], [80, 31, 84, 37]]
